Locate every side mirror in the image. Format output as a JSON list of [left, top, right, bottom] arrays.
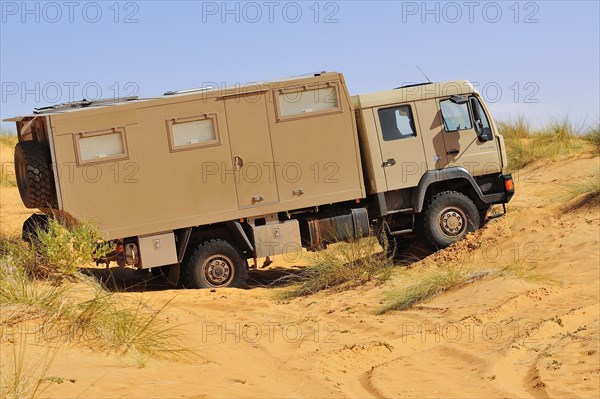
[[470, 97, 493, 142], [482, 128, 494, 142]]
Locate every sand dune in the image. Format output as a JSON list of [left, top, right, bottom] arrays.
[[1, 155, 598, 398]]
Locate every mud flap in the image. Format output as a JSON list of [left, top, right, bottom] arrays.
[[166, 264, 180, 287]]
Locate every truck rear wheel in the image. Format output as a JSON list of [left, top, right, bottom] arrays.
[[182, 239, 248, 289], [22, 213, 49, 244], [423, 191, 480, 249], [14, 141, 55, 208]]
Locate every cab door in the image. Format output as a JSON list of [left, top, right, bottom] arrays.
[[438, 96, 501, 175], [223, 93, 280, 208], [374, 102, 427, 190]]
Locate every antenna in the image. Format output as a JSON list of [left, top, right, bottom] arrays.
[[416, 65, 432, 83]]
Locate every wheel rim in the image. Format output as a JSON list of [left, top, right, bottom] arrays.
[[439, 206, 467, 237], [202, 255, 235, 287]]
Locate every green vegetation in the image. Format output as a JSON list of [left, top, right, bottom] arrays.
[[283, 236, 394, 298], [1, 218, 110, 279], [0, 220, 191, 366]]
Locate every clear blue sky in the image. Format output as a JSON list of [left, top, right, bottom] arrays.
[[1, 0, 598, 132]]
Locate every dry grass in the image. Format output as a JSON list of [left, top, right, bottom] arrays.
[[497, 261, 556, 284], [562, 168, 600, 210], [0, 132, 17, 148], [0, 132, 17, 187], [499, 117, 594, 171], [0, 269, 190, 365], [377, 266, 489, 314], [0, 338, 56, 399], [0, 221, 191, 366], [282, 236, 394, 298], [584, 123, 600, 155]]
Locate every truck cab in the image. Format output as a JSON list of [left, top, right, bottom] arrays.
[[354, 81, 513, 248]]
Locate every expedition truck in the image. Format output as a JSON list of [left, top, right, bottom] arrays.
[[8, 72, 514, 288]]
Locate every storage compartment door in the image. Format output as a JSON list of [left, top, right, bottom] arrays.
[[224, 94, 280, 208]]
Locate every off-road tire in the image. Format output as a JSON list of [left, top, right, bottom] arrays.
[[182, 239, 248, 289], [150, 266, 171, 278], [22, 213, 49, 244], [14, 141, 55, 208], [423, 191, 480, 250]]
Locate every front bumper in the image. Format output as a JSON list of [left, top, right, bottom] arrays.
[[479, 173, 515, 206]]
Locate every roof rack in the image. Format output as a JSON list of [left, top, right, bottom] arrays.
[[163, 86, 215, 96], [394, 82, 434, 90], [33, 96, 139, 114]]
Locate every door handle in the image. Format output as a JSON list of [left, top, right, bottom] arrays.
[[446, 149, 460, 156], [251, 195, 264, 204], [382, 158, 397, 167], [233, 156, 244, 171]]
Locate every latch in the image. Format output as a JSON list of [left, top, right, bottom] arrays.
[[233, 156, 244, 171], [382, 158, 397, 167], [292, 189, 304, 196], [251, 195, 264, 204]]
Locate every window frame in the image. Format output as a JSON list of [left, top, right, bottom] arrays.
[[73, 126, 129, 166], [166, 113, 221, 152], [377, 104, 418, 142], [439, 98, 473, 132], [274, 81, 342, 122]]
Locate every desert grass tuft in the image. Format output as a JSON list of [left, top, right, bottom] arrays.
[[0, 271, 191, 364], [282, 236, 394, 298], [562, 169, 600, 210], [498, 117, 591, 171], [498, 117, 538, 170], [583, 122, 600, 154], [0, 338, 56, 399], [497, 261, 556, 284], [377, 266, 489, 314], [70, 288, 191, 364], [1, 222, 191, 364]]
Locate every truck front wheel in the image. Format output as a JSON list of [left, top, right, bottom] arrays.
[[182, 239, 248, 289], [423, 191, 480, 249]]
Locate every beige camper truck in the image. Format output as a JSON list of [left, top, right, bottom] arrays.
[[8, 72, 514, 288]]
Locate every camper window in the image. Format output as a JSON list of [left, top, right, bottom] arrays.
[[275, 83, 341, 121], [74, 127, 128, 164], [167, 113, 220, 151]]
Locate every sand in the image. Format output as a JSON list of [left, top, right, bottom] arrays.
[[1, 154, 598, 398]]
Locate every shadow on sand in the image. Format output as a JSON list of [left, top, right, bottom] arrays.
[[81, 240, 434, 293]]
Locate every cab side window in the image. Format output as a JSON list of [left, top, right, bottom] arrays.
[[378, 105, 417, 141], [440, 100, 472, 131]]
